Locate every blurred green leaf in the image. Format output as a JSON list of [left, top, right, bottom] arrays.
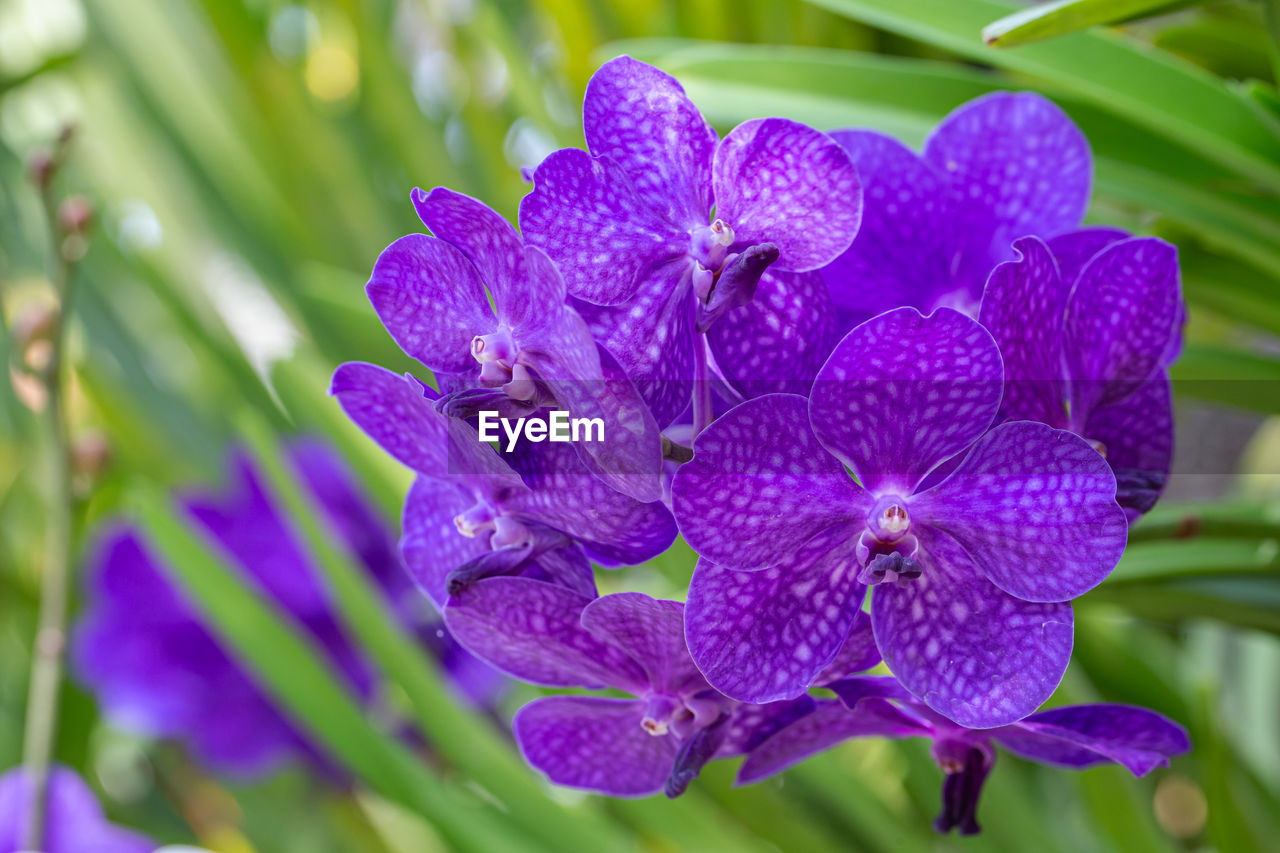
[[801, 0, 1280, 191], [982, 0, 1204, 48], [237, 414, 635, 853], [131, 482, 539, 853]]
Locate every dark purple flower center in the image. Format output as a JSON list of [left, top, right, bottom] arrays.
[[471, 326, 537, 402], [857, 496, 921, 586]]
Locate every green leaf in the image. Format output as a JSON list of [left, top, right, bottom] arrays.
[[1171, 342, 1280, 414], [131, 483, 539, 853], [800, 0, 1280, 192], [982, 0, 1204, 49], [236, 415, 635, 853]]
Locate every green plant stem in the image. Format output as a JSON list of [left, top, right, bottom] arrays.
[[19, 187, 78, 851]]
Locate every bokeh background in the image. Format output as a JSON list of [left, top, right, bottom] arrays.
[[2, 0, 1280, 850]]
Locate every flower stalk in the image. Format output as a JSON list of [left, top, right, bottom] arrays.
[[19, 129, 89, 851]]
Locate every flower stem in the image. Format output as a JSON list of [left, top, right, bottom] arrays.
[[20, 146, 81, 851]]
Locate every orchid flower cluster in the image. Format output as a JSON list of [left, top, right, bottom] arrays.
[[334, 56, 1190, 834]]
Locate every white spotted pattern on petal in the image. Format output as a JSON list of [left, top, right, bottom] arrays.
[[685, 525, 866, 703], [979, 236, 1071, 428], [581, 594, 707, 697], [672, 394, 867, 571], [810, 307, 1003, 494], [583, 56, 717, 231], [871, 528, 1074, 729], [708, 268, 835, 398], [913, 420, 1126, 602], [924, 91, 1091, 253], [366, 233, 497, 374], [519, 148, 685, 306], [444, 577, 648, 691], [514, 696, 678, 797], [1065, 237, 1182, 414], [574, 260, 696, 428], [505, 440, 676, 565], [714, 118, 862, 271]]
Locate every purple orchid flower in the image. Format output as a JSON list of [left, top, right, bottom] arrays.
[[73, 440, 501, 778], [980, 232, 1183, 520], [331, 362, 676, 606], [822, 92, 1090, 328], [741, 676, 1189, 837], [366, 186, 663, 502], [444, 580, 894, 798], [519, 55, 862, 429], [0, 765, 155, 853], [672, 307, 1129, 728]]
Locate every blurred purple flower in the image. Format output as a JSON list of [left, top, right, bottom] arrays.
[[366, 188, 662, 501], [73, 439, 501, 778], [0, 765, 154, 853], [980, 232, 1184, 520], [673, 308, 1128, 727], [331, 362, 676, 605], [743, 676, 1190, 836], [520, 56, 861, 424], [823, 92, 1090, 327]]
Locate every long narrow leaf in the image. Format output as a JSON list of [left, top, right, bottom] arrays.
[[983, 0, 1204, 48], [801, 0, 1280, 191], [237, 414, 637, 853], [131, 483, 537, 853]]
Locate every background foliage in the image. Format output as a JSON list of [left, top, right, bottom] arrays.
[[1, 0, 1278, 850]]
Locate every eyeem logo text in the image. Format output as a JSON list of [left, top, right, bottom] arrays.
[[477, 410, 605, 452]]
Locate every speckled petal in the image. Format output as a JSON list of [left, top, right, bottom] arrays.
[[574, 260, 696, 428], [505, 440, 676, 564], [714, 118, 861, 271], [520, 147, 685, 306], [871, 528, 1074, 729], [366, 233, 496, 373], [411, 187, 566, 330], [718, 696, 817, 757], [525, 319, 665, 504], [816, 610, 881, 684], [331, 363, 448, 475], [581, 593, 707, 696], [913, 420, 1127, 602], [685, 525, 866, 703], [736, 699, 924, 785], [583, 56, 717, 230], [708, 268, 835, 398], [997, 704, 1190, 775], [514, 695, 679, 797], [925, 92, 1090, 254], [444, 577, 648, 691], [1065, 237, 1182, 413], [979, 236, 1070, 427], [1045, 226, 1128, 284], [822, 130, 961, 325], [399, 476, 489, 608], [672, 393, 866, 571], [809, 307, 1003, 495], [1083, 372, 1173, 521]]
